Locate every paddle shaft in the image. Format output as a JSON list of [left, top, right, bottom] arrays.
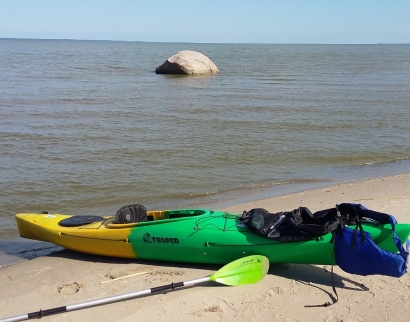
[[1, 255, 269, 322], [0, 277, 209, 322]]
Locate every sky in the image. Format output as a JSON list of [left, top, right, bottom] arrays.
[[1, 0, 409, 44]]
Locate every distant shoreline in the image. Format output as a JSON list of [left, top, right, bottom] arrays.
[[1, 38, 410, 45]]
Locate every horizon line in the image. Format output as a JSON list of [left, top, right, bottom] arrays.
[[1, 37, 409, 46]]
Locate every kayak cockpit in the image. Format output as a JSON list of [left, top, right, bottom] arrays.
[[106, 208, 214, 228], [56, 205, 214, 229]]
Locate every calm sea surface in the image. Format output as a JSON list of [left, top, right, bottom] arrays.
[[1, 39, 410, 241]]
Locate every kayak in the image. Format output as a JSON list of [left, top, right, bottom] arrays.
[[15, 209, 410, 265]]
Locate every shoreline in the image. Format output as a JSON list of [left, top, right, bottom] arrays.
[[221, 172, 410, 221], [1, 159, 409, 242], [200, 159, 410, 211], [1, 172, 410, 269]]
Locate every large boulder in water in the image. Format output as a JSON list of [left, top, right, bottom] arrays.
[[156, 50, 219, 75]]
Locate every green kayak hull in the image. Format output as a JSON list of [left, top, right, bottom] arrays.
[[16, 209, 410, 265]]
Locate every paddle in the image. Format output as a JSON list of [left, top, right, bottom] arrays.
[[0, 255, 269, 322]]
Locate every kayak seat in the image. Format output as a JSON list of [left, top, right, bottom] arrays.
[[115, 204, 148, 224]]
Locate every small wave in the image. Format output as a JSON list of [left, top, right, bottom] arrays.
[[107, 65, 132, 70], [185, 178, 328, 204], [362, 156, 410, 166]]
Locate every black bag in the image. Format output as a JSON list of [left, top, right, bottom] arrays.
[[242, 206, 341, 242]]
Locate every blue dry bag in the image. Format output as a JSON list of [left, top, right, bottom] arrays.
[[334, 204, 409, 277]]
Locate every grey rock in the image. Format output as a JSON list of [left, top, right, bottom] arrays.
[[156, 50, 219, 75]]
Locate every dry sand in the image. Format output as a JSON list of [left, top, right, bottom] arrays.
[[1, 173, 410, 321]]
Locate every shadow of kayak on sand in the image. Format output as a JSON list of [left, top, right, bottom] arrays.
[[0, 238, 232, 273], [269, 262, 369, 291], [269, 262, 369, 306], [0, 236, 63, 268]]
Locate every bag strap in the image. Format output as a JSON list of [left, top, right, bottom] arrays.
[[304, 264, 339, 308], [329, 205, 345, 244], [351, 215, 366, 247], [388, 215, 409, 260], [337, 203, 409, 259], [335, 204, 344, 226]]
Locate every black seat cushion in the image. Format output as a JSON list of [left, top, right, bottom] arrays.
[[115, 204, 147, 224]]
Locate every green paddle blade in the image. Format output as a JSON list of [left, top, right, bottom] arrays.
[[209, 255, 269, 286]]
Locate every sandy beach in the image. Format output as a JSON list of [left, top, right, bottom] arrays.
[[1, 173, 410, 321]]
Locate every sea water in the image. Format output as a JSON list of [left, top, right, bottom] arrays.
[[1, 39, 410, 242]]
